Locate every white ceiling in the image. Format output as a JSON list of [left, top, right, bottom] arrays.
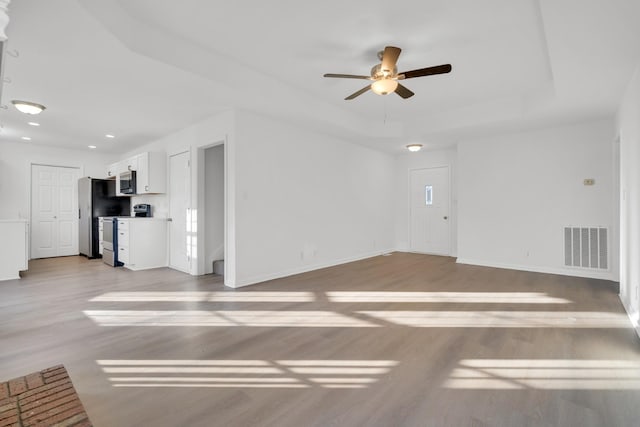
[[1, 0, 639, 153]]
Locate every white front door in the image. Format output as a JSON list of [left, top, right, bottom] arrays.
[[31, 165, 80, 259], [409, 166, 450, 255], [169, 151, 191, 273]]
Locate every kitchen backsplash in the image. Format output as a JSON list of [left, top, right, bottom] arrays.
[[130, 194, 168, 218]]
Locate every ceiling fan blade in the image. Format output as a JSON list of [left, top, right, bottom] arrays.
[[324, 73, 371, 79], [400, 64, 452, 79], [345, 85, 371, 100], [395, 83, 415, 99], [381, 46, 401, 73]]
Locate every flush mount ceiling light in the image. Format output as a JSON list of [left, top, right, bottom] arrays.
[[406, 144, 423, 152], [12, 100, 46, 115]]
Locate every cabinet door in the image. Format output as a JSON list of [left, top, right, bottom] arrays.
[[125, 156, 138, 172], [106, 162, 118, 178], [135, 152, 150, 193], [134, 152, 167, 194]]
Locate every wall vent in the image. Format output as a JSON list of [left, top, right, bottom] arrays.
[[564, 227, 608, 270]]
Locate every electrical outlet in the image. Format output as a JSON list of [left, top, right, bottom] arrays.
[[583, 179, 595, 186]]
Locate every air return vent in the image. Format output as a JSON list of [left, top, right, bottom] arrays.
[[564, 227, 608, 269]]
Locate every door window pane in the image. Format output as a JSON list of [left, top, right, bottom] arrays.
[[425, 185, 433, 205]]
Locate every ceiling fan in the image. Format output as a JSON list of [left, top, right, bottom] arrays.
[[323, 46, 452, 100]]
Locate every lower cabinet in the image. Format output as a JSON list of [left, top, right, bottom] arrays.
[[116, 218, 167, 271], [0, 220, 28, 281], [98, 218, 104, 256]]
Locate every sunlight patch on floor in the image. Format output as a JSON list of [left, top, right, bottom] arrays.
[[327, 291, 570, 304], [84, 310, 378, 327], [90, 291, 316, 303], [443, 359, 640, 390], [357, 311, 630, 328], [97, 360, 398, 389]]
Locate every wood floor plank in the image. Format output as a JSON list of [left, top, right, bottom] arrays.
[[1, 253, 639, 426]]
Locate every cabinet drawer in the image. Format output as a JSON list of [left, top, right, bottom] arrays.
[[118, 246, 129, 264], [117, 220, 129, 230], [117, 229, 129, 248]]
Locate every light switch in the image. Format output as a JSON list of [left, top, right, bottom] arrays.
[[583, 179, 595, 186]]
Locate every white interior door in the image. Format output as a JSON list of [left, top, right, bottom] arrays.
[[169, 151, 191, 273], [409, 166, 450, 255], [31, 165, 80, 259]]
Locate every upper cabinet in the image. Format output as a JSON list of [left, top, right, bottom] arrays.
[[108, 151, 167, 196], [134, 152, 166, 194], [106, 162, 119, 178]]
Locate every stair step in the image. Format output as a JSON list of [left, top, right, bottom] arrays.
[[212, 259, 224, 276]]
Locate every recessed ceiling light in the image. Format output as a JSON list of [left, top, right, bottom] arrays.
[[88, 145, 97, 149], [105, 134, 115, 139], [406, 144, 423, 152], [21, 136, 32, 141], [12, 100, 46, 115], [27, 122, 40, 127]]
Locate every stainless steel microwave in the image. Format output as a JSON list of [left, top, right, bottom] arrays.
[[119, 170, 137, 194]]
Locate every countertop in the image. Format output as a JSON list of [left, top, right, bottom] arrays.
[[99, 216, 167, 221]]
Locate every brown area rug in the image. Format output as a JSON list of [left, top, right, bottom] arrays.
[[0, 365, 92, 427]]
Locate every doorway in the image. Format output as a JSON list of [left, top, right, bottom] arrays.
[[168, 151, 191, 273], [30, 164, 81, 258], [409, 166, 451, 255], [204, 144, 225, 275]]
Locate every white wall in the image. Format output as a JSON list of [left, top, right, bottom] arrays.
[[394, 148, 457, 255], [233, 110, 396, 286], [457, 119, 617, 280], [617, 64, 640, 334], [0, 141, 114, 219], [116, 109, 396, 288], [204, 144, 224, 273], [119, 110, 237, 282]]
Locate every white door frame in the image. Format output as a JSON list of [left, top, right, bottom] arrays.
[[29, 162, 82, 259], [407, 165, 452, 256], [168, 150, 192, 273], [197, 141, 227, 279]]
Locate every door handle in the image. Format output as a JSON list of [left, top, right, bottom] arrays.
[[167, 218, 172, 222], [443, 216, 448, 220]]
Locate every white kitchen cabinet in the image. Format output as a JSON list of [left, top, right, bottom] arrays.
[[98, 217, 104, 255], [117, 218, 167, 271], [0, 220, 29, 281], [134, 152, 166, 194], [106, 162, 119, 178], [123, 157, 138, 172], [106, 151, 166, 195]]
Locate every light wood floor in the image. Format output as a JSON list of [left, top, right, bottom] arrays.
[[1, 254, 639, 426]]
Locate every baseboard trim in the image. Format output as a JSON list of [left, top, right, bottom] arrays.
[[230, 248, 396, 288], [456, 258, 616, 281]]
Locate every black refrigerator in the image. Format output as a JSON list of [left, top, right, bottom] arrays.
[[78, 177, 130, 258]]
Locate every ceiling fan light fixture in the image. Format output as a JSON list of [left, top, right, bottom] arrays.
[[12, 100, 46, 115], [371, 79, 398, 95], [406, 144, 423, 152]]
